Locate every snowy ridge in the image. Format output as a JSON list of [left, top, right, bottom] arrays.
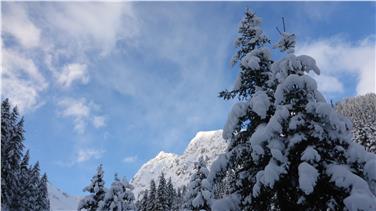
[[131, 130, 227, 198], [48, 182, 81, 211]]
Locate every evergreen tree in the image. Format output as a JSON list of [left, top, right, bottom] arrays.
[[121, 177, 136, 210], [231, 8, 269, 66], [1, 99, 25, 209], [137, 190, 149, 211], [172, 186, 185, 211], [210, 9, 274, 210], [166, 177, 176, 210], [184, 157, 212, 211], [336, 93, 376, 153], [36, 173, 50, 210], [25, 162, 42, 210], [100, 174, 136, 211], [147, 179, 157, 211], [246, 31, 376, 210], [18, 150, 32, 210], [156, 172, 169, 211], [78, 164, 106, 211], [1, 99, 50, 210]]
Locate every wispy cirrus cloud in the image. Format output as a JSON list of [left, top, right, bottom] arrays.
[[57, 63, 89, 88], [93, 116, 106, 129], [1, 2, 138, 113], [2, 3, 41, 49], [2, 48, 48, 112], [122, 156, 138, 164], [57, 97, 106, 134], [76, 148, 105, 163]]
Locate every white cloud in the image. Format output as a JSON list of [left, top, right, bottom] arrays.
[[57, 98, 106, 133], [122, 156, 138, 164], [76, 148, 105, 163], [2, 4, 41, 49], [2, 48, 48, 112], [93, 116, 106, 128], [41, 2, 138, 56], [297, 36, 376, 95], [312, 74, 344, 94], [1, 2, 137, 113], [57, 98, 90, 133], [57, 63, 89, 88]]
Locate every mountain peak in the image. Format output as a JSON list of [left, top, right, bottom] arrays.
[[185, 130, 224, 154], [131, 129, 227, 198]]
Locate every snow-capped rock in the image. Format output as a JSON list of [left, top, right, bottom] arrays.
[[48, 182, 81, 211], [131, 130, 227, 198]]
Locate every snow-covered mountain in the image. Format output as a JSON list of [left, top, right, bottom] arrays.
[[131, 130, 227, 198], [48, 182, 80, 211]]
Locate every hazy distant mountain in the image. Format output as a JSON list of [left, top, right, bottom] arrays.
[[48, 182, 80, 211]]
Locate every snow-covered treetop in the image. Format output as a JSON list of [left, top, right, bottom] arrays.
[[232, 9, 270, 65], [83, 164, 105, 193], [274, 32, 296, 53], [184, 156, 212, 210]]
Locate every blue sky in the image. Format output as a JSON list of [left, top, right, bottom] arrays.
[[2, 2, 375, 196]]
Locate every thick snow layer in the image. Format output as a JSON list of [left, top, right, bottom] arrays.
[[306, 102, 352, 141], [271, 54, 322, 85], [297, 55, 320, 75], [327, 164, 376, 211], [131, 130, 227, 198], [364, 159, 376, 189], [208, 153, 229, 182], [48, 182, 81, 211], [298, 162, 319, 195], [241, 53, 260, 70], [288, 113, 305, 130], [211, 193, 240, 211], [274, 74, 318, 105], [301, 146, 321, 162], [262, 160, 286, 187], [250, 90, 270, 119]]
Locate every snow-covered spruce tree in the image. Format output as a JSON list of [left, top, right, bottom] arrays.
[[210, 9, 274, 210], [17, 150, 32, 210], [147, 179, 157, 211], [336, 93, 376, 153], [183, 157, 212, 211], [121, 176, 136, 210], [78, 164, 106, 211], [137, 190, 149, 211], [166, 177, 176, 210], [100, 174, 136, 211], [1, 99, 25, 209], [173, 186, 185, 211], [1, 99, 49, 210], [247, 32, 376, 210], [156, 172, 169, 211], [35, 173, 50, 210], [24, 162, 42, 210]]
